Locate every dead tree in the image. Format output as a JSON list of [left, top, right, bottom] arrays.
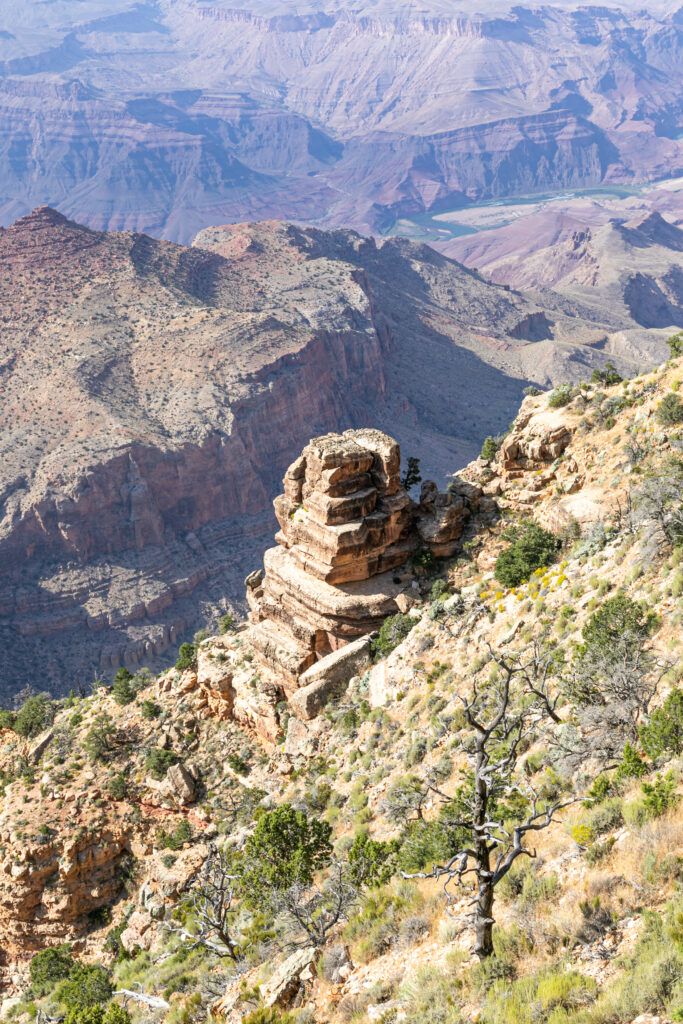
[[170, 844, 243, 959], [633, 456, 683, 548], [405, 660, 579, 959], [273, 860, 358, 949]]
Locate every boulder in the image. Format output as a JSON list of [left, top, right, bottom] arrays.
[[290, 636, 372, 720], [120, 908, 154, 952], [284, 717, 318, 757], [28, 729, 53, 764], [260, 947, 317, 1008], [158, 763, 199, 806]]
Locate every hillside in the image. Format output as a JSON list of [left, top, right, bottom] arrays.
[[0, 1, 680, 239], [0, 345, 681, 1024], [444, 201, 683, 332], [2, 208, 670, 698]]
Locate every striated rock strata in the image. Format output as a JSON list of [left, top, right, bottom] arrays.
[[171, 429, 479, 743]]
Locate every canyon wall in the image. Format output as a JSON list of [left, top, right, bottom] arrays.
[[0, 1, 680, 239]]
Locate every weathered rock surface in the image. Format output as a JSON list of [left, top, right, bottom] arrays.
[[247, 429, 477, 698], [0, 819, 132, 957], [260, 947, 317, 1008], [290, 637, 373, 721]]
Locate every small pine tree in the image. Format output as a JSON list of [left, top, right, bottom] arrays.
[[112, 669, 135, 706], [615, 742, 647, 780], [175, 642, 196, 671], [84, 712, 115, 762], [667, 332, 683, 358], [401, 456, 422, 491]]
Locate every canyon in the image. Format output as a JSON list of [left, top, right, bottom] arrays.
[[0, 206, 671, 698], [442, 180, 683, 331], [0, 1, 680, 241]]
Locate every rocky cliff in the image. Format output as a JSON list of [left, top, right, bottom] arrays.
[[160, 428, 479, 743], [2, 209, 654, 698]]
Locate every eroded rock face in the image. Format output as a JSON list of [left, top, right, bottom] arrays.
[[160, 429, 479, 742], [0, 821, 132, 957], [248, 429, 475, 695]]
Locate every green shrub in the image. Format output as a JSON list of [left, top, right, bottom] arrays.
[[483, 966, 597, 1023], [615, 742, 648, 781], [157, 819, 192, 851], [30, 944, 75, 994], [344, 881, 424, 962], [641, 689, 683, 759], [112, 669, 136, 706], [175, 642, 196, 671], [140, 700, 160, 720], [667, 332, 683, 359], [84, 713, 115, 763], [226, 752, 248, 775], [0, 707, 16, 730], [591, 362, 622, 386], [586, 774, 612, 804], [583, 797, 624, 836], [242, 1009, 296, 1024], [657, 393, 683, 426], [218, 613, 235, 634], [107, 772, 127, 801], [57, 964, 113, 1010], [430, 578, 449, 601], [398, 816, 468, 874], [372, 613, 416, 660], [494, 520, 558, 587], [548, 384, 576, 408], [410, 549, 435, 570], [14, 695, 53, 738], [242, 804, 332, 904], [65, 1005, 131, 1024], [580, 592, 653, 658], [480, 436, 500, 461], [641, 772, 679, 818], [401, 456, 422, 492], [348, 833, 399, 887], [145, 748, 179, 779]]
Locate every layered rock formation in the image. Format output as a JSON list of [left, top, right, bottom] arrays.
[[247, 429, 477, 693], [172, 429, 479, 742], [0, 818, 133, 957]]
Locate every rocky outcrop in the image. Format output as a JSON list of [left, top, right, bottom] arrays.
[[161, 429, 479, 743], [290, 636, 373, 721], [0, 819, 134, 957], [246, 429, 476, 699]]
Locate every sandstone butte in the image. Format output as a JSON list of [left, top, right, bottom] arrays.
[[158, 428, 482, 743]]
